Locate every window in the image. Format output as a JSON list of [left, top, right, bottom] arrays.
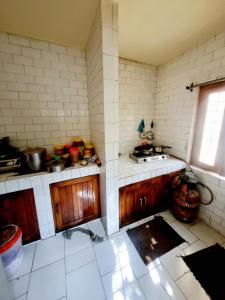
[[191, 81, 225, 176]]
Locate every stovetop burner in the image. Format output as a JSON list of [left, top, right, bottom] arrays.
[[129, 152, 169, 163]]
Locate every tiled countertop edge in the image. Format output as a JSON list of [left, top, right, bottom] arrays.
[[0, 164, 100, 195], [118, 158, 186, 188]]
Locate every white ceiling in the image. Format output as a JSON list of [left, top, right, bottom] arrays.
[[0, 0, 225, 65], [119, 0, 225, 65], [0, 0, 99, 48]]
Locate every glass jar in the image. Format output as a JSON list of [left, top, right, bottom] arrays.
[[63, 144, 71, 154], [83, 149, 92, 159], [84, 143, 95, 156], [54, 144, 64, 156], [72, 137, 84, 158], [62, 153, 71, 167], [69, 147, 80, 164]]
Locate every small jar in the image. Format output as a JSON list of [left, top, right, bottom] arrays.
[[62, 153, 71, 167], [63, 144, 70, 154], [69, 147, 80, 164], [84, 143, 95, 156], [72, 137, 85, 158], [83, 149, 92, 159], [54, 144, 64, 156]]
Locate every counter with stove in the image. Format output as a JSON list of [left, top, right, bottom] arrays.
[[118, 155, 186, 187]]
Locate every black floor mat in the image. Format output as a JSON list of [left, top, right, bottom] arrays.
[[183, 243, 225, 300], [127, 216, 185, 265]]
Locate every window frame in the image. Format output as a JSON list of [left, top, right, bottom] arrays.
[[190, 81, 225, 175]]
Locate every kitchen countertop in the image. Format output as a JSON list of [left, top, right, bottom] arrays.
[[0, 155, 186, 193], [0, 163, 100, 195], [118, 155, 186, 187]]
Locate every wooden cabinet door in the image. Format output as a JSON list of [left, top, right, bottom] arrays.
[[0, 189, 40, 244], [51, 175, 100, 232], [119, 182, 140, 227], [139, 176, 163, 216]]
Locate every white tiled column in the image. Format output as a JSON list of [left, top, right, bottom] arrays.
[[86, 0, 119, 235], [32, 175, 55, 239], [101, 0, 119, 235]]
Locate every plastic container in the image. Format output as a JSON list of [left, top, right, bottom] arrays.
[[0, 225, 23, 277]]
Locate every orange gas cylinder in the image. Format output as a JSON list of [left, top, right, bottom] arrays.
[[172, 189, 200, 223]]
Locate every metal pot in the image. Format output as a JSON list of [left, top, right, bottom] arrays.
[[154, 145, 171, 153], [46, 160, 65, 172], [23, 148, 46, 172]]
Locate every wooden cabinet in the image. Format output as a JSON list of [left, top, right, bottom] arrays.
[[50, 175, 100, 232], [0, 189, 40, 244], [120, 183, 140, 226], [139, 177, 163, 217], [119, 170, 182, 227]]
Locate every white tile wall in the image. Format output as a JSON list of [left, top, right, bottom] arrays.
[[155, 31, 225, 236], [0, 32, 90, 150], [86, 4, 105, 162], [119, 58, 157, 154]]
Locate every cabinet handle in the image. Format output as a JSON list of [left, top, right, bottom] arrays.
[[143, 196, 147, 206], [140, 197, 143, 207], [56, 203, 60, 214]]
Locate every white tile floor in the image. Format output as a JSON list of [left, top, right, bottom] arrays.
[[7, 211, 225, 300]]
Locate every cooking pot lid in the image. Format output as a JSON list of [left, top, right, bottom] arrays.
[[24, 147, 45, 154]]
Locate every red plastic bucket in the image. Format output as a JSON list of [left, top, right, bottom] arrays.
[[0, 225, 23, 277]]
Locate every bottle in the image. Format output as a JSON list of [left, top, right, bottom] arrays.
[[95, 157, 101, 167]]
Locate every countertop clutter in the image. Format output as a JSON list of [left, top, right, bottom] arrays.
[[0, 136, 101, 179]]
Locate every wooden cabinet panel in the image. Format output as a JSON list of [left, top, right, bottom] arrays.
[[51, 175, 100, 232], [120, 170, 183, 228], [0, 189, 40, 244], [139, 176, 163, 216], [120, 182, 140, 226]]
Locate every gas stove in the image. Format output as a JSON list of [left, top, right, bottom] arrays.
[[129, 152, 169, 163]]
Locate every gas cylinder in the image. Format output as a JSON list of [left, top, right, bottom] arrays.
[[172, 189, 200, 223]]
